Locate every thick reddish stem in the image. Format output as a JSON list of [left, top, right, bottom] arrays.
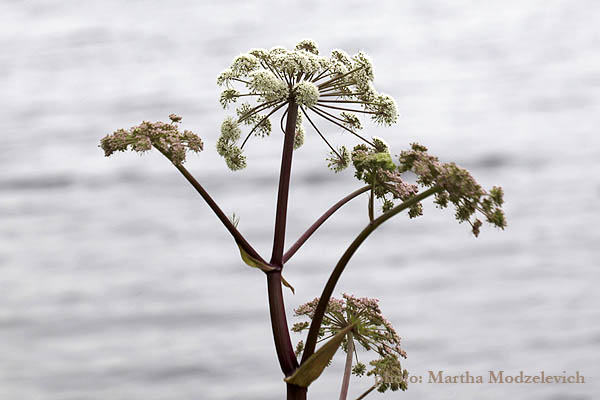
[[287, 382, 307, 400], [267, 100, 300, 385], [267, 271, 298, 376], [270, 100, 299, 267], [157, 149, 265, 264]]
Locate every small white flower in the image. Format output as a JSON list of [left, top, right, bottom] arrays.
[[369, 94, 398, 126]]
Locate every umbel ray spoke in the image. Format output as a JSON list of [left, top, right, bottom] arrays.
[[315, 102, 378, 115], [317, 65, 366, 89], [280, 107, 289, 134], [238, 99, 283, 124], [309, 106, 375, 147], [240, 102, 287, 149], [317, 99, 375, 105], [300, 106, 341, 158]]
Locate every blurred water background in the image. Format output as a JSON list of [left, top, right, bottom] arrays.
[[1, 1, 599, 399]]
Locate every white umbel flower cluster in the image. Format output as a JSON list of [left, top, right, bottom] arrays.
[[216, 39, 399, 171], [216, 117, 246, 170], [294, 81, 320, 107], [248, 71, 289, 102]]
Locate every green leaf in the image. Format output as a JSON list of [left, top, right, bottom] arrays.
[[237, 244, 295, 294], [284, 322, 356, 387], [281, 275, 295, 295], [237, 244, 276, 272]]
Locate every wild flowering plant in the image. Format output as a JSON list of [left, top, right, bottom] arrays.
[[100, 40, 506, 400], [214, 39, 397, 172]]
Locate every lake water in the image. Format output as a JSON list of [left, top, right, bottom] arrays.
[[1, 1, 599, 399]]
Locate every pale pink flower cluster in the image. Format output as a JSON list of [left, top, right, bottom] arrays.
[[398, 143, 506, 235], [99, 115, 203, 165], [292, 293, 406, 361], [380, 170, 418, 200]]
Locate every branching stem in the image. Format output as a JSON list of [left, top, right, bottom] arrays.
[[283, 185, 370, 263], [155, 146, 266, 264], [309, 107, 375, 147], [318, 66, 365, 89], [315, 102, 378, 115], [240, 102, 287, 149], [301, 186, 442, 363], [267, 99, 299, 381]]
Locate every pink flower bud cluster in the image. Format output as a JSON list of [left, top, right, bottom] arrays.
[[292, 293, 407, 389], [398, 143, 506, 236], [99, 115, 203, 165]]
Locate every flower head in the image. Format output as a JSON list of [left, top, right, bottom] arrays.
[[347, 139, 507, 234], [293, 81, 320, 107], [293, 294, 408, 392], [397, 143, 507, 235], [368, 355, 409, 392], [351, 141, 420, 215], [216, 40, 399, 171], [327, 146, 351, 173], [99, 115, 203, 165]]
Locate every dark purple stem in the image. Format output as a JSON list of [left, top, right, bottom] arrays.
[[157, 147, 265, 264], [267, 270, 299, 375], [287, 383, 308, 400], [301, 187, 441, 363], [270, 100, 298, 267], [283, 185, 370, 263], [267, 100, 299, 380]]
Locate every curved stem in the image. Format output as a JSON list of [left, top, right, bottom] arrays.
[[283, 185, 370, 263], [301, 186, 442, 363], [280, 107, 289, 134], [300, 106, 341, 159], [240, 102, 287, 149], [308, 107, 375, 147], [355, 383, 378, 400], [155, 147, 265, 264]]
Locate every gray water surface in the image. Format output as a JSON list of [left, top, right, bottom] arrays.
[[1, 1, 599, 399]]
